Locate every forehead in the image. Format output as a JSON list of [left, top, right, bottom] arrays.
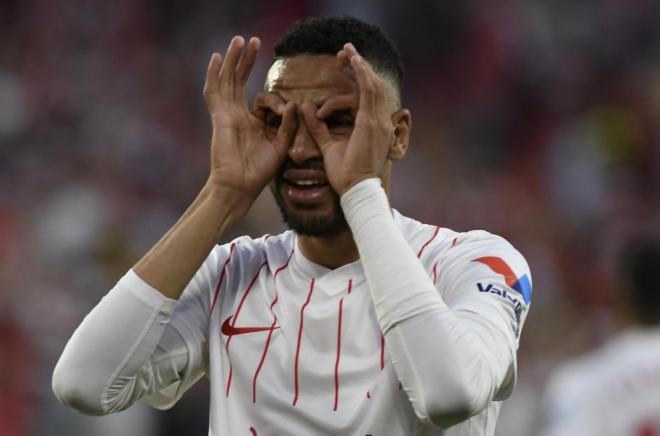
[[265, 55, 358, 104]]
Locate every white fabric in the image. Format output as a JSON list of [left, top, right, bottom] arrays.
[[53, 201, 532, 435], [340, 178, 447, 333], [342, 178, 525, 428], [52, 270, 180, 414], [541, 327, 660, 436]]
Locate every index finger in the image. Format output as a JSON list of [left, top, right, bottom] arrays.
[[342, 43, 380, 114], [203, 52, 223, 103], [315, 94, 358, 120], [252, 92, 287, 118]]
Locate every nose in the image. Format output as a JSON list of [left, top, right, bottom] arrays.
[[287, 110, 322, 164]]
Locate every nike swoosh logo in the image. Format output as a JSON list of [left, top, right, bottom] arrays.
[[221, 316, 279, 336]]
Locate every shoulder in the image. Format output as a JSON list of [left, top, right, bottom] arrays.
[[395, 211, 531, 296], [394, 209, 526, 260], [444, 230, 531, 295]]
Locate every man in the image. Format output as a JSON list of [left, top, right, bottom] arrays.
[[53, 16, 532, 436], [541, 239, 660, 436]]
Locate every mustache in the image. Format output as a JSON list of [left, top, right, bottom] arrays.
[[280, 158, 326, 172]]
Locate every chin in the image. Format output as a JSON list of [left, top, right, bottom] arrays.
[[272, 186, 348, 237]]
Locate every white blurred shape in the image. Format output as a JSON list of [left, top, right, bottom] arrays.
[[0, 70, 30, 136], [34, 184, 110, 262]]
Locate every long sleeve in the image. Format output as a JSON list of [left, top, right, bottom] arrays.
[[52, 270, 185, 414], [52, 237, 223, 415], [341, 178, 531, 429]]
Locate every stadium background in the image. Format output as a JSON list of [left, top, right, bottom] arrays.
[[1, 0, 659, 434]]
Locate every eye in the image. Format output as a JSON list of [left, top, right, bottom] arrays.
[[265, 113, 282, 130], [324, 111, 354, 130]]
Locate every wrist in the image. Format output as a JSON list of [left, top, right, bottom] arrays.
[[204, 175, 256, 205], [199, 180, 254, 239], [336, 173, 380, 196], [340, 177, 385, 207], [340, 178, 390, 230]]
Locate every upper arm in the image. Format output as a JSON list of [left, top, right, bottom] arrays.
[[435, 231, 533, 399]]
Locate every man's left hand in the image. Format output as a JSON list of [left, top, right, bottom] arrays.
[[301, 43, 396, 196]]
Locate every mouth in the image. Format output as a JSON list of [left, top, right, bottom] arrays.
[[281, 169, 332, 205]]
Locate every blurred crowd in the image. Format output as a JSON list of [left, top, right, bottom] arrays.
[[1, 0, 659, 435]]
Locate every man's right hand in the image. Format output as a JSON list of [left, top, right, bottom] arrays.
[[131, 37, 296, 298], [203, 36, 297, 212]]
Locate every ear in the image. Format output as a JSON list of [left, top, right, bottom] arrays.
[[388, 108, 411, 161]]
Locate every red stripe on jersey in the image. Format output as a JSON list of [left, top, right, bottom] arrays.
[[451, 237, 458, 248], [293, 278, 315, 406], [252, 293, 280, 403], [225, 261, 268, 397], [333, 297, 344, 411], [432, 263, 438, 285], [380, 334, 385, 370], [417, 226, 440, 258], [274, 249, 294, 280], [210, 242, 236, 313], [333, 279, 352, 411], [251, 250, 293, 403]]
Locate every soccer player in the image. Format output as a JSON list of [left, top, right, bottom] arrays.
[[541, 239, 660, 436], [52, 16, 532, 436]]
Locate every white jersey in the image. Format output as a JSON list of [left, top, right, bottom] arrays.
[[541, 328, 660, 436], [140, 210, 531, 436]]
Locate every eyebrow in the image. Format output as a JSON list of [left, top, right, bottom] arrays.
[[258, 89, 353, 109], [322, 107, 356, 118]]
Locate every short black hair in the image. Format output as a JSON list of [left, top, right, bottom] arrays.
[[273, 15, 404, 95], [620, 239, 660, 324]]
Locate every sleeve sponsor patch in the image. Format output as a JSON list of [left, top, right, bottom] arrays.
[[476, 282, 525, 337], [472, 256, 532, 304]]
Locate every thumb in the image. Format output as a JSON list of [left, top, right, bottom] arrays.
[[300, 102, 333, 153], [274, 101, 298, 155]]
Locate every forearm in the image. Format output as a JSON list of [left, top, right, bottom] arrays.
[[53, 181, 250, 413], [340, 179, 512, 428], [134, 181, 250, 298], [52, 271, 184, 414]]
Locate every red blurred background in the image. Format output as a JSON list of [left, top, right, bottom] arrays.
[[1, 0, 658, 434]]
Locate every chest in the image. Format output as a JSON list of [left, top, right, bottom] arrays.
[[220, 269, 385, 396], [208, 247, 444, 435]]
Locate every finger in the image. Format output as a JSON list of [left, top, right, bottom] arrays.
[[342, 43, 381, 113], [236, 37, 260, 87], [343, 43, 381, 84], [345, 43, 381, 83], [336, 49, 350, 67], [350, 54, 378, 114], [342, 42, 360, 60], [203, 53, 223, 103], [218, 36, 245, 97], [274, 101, 298, 154], [315, 94, 358, 119], [252, 92, 286, 117], [301, 101, 332, 150]]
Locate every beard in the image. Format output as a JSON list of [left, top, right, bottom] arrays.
[[270, 159, 349, 237]]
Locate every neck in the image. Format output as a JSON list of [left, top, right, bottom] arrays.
[[297, 229, 359, 269]]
